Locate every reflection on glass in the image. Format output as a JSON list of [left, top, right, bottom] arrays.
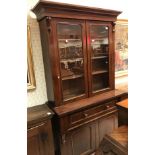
[[90, 25, 110, 92], [57, 23, 85, 101]]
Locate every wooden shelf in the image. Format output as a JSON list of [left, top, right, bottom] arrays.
[[91, 38, 108, 41], [59, 39, 81, 41], [62, 74, 83, 80], [91, 43, 108, 45], [92, 56, 107, 59], [92, 70, 108, 75], [61, 57, 83, 63]]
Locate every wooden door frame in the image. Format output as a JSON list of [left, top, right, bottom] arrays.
[[86, 21, 115, 96], [52, 18, 89, 105]]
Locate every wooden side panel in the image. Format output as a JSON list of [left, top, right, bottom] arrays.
[[39, 19, 55, 102]]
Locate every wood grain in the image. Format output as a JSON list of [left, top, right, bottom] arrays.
[[99, 126, 128, 155], [54, 90, 127, 116], [27, 104, 54, 129], [32, 1, 121, 21]]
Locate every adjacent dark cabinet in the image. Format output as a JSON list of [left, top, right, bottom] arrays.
[[27, 105, 55, 155], [32, 1, 127, 155], [28, 120, 54, 155]]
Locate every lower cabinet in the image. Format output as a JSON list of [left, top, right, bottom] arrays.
[[27, 120, 54, 155], [60, 111, 118, 155]]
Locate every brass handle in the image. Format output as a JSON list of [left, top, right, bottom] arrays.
[[84, 113, 88, 117], [106, 105, 110, 109], [57, 76, 60, 79]]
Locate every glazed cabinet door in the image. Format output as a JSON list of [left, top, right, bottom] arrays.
[[86, 21, 114, 95], [53, 19, 88, 104], [27, 120, 54, 155], [61, 121, 97, 155]]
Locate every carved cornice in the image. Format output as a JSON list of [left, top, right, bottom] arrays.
[[32, 1, 122, 21]]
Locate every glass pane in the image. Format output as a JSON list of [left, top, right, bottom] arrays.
[[92, 73, 109, 91], [57, 23, 85, 101], [90, 25, 109, 92]]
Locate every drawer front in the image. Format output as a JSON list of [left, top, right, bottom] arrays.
[[68, 101, 117, 129]]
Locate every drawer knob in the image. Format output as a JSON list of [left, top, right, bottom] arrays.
[[106, 105, 110, 109], [84, 113, 88, 117], [105, 61, 108, 64]]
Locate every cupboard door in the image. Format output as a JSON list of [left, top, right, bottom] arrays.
[[97, 112, 118, 145], [27, 121, 54, 155], [86, 22, 114, 95], [61, 122, 96, 155], [55, 19, 88, 103]]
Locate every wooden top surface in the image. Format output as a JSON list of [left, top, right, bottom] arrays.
[[54, 89, 128, 117], [106, 125, 128, 149], [27, 104, 54, 129], [116, 99, 128, 109], [32, 0, 121, 21], [32, 0, 121, 15]]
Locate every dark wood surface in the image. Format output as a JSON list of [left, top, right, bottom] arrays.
[[99, 126, 128, 155], [60, 121, 96, 155], [27, 104, 55, 155], [60, 112, 118, 155], [60, 107, 118, 134], [32, 1, 122, 106], [27, 104, 54, 129], [54, 89, 127, 117], [32, 2, 126, 155], [27, 120, 55, 155]]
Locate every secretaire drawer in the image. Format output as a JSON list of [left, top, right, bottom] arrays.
[[59, 100, 118, 134], [69, 101, 116, 128]]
